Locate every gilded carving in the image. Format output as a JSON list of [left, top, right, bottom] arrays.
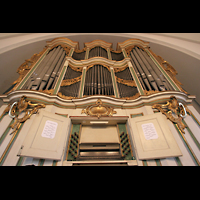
[[114, 65, 128, 73], [115, 76, 137, 87], [81, 99, 117, 118], [68, 64, 83, 72], [61, 75, 82, 86], [152, 96, 191, 134], [8, 96, 45, 135]]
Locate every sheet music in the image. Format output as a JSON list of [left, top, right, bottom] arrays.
[[141, 123, 158, 140], [41, 120, 58, 139]]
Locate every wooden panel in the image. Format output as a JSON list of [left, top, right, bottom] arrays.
[[20, 110, 71, 160], [129, 112, 182, 160], [80, 125, 119, 144]]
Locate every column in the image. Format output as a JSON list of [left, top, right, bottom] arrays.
[[79, 66, 87, 98], [107, 48, 112, 60], [68, 48, 75, 57], [110, 67, 119, 98], [128, 61, 145, 95], [84, 48, 90, 59], [53, 60, 69, 95], [121, 48, 128, 58]]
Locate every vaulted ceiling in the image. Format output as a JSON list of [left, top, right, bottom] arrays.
[[0, 33, 200, 111]]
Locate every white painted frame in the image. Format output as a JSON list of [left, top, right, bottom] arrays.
[[128, 112, 182, 160], [20, 110, 71, 160]]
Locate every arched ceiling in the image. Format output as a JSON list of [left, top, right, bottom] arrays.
[[0, 33, 200, 111]]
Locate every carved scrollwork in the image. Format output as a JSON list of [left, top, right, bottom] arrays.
[[152, 96, 191, 134], [115, 76, 137, 87], [81, 99, 117, 119], [7, 96, 45, 135], [61, 75, 82, 86]]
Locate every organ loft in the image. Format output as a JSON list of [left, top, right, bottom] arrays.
[[0, 37, 199, 166]]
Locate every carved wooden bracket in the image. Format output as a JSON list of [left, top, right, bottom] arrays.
[[81, 99, 117, 119], [152, 96, 191, 134]]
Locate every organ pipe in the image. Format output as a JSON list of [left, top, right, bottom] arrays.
[[130, 51, 152, 90], [89, 47, 108, 59], [23, 45, 66, 91], [84, 65, 114, 96], [129, 46, 174, 92]]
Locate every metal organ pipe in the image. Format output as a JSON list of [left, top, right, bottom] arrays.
[[130, 51, 152, 90], [132, 48, 159, 91], [135, 47, 163, 91], [25, 48, 56, 90], [39, 46, 64, 90], [32, 46, 61, 90], [89, 47, 108, 59], [46, 50, 66, 90], [130, 58, 147, 90], [83, 65, 114, 96], [139, 48, 173, 91], [23, 46, 66, 91], [51, 58, 66, 89]]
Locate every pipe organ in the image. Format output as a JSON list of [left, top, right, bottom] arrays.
[[84, 65, 114, 96], [22, 45, 67, 91], [129, 47, 173, 92], [110, 50, 124, 61], [0, 37, 199, 166], [72, 49, 86, 60], [89, 46, 108, 59], [115, 67, 138, 98]]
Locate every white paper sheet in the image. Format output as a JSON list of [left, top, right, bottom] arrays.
[[41, 120, 58, 139], [141, 123, 158, 140]]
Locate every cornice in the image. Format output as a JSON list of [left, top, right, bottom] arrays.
[[0, 90, 195, 110], [117, 38, 149, 51], [66, 56, 130, 69], [46, 37, 79, 49], [84, 39, 113, 49]]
